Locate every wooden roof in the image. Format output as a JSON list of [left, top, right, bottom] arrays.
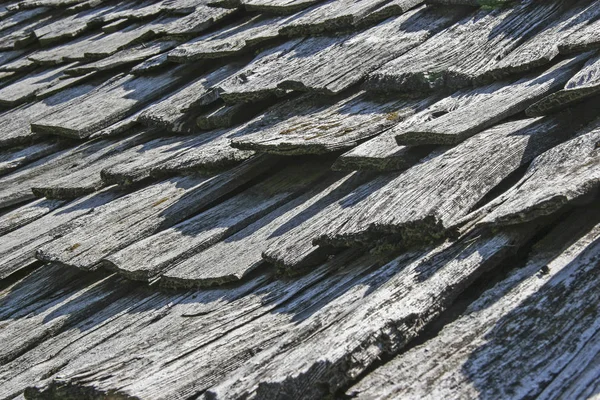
[[1, 0, 600, 398]]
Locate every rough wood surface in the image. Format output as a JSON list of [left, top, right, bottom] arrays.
[[206, 224, 542, 400], [35, 157, 273, 270], [348, 205, 600, 400], [0, 188, 122, 279], [526, 52, 600, 116], [230, 90, 435, 155], [395, 55, 588, 145], [0, 63, 75, 106], [218, 6, 464, 101], [318, 113, 590, 247], [241, 0, 324, 14], [103, 160, 330, 281], [0, 140, 64, 175], [31, 66, 192, 138], [559, 16, 600, 54], [475, 119, 600, 227], [0, 197, 65, 235], [367, 2, 570, 93]]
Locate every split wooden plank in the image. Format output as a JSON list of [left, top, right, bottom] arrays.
[[103, 160, 330, 281], [0, 197, 65, 235], [0, 49, 28, 68], [206, 223, 544, 400], [559, 16, 600, 54], [475, 119, 600, 228], [0, 6, 48, 33], [100, 129, 253, 185], [241, 0, 325, 14], [7, 0, 83, 10], [278, 0, 423, 36], [348, 205, 600, 400], [367, 2, 570, 93], [0, 63, 75, 106], [137, 63, 241, 133], [317, 112, 594, 248], [0, 13, 54, 50], [143, 5, 237, 37], [0, 139, 64, 175], [64, 40, 179, 76], [31, 66, 193, 139], [526, 52, 600, 116], [160, 170, 366, 287], [0, 188, 122, 278], [218, 6, 465, 101], [395, 54, 589, 145], [0, 82, 96, 148], [35, 157, 274, 270], [230, 90, 435, 155], [167, 15, 285, 62], [30, 129, 158, 199], [196, 100, 273, 130], [483, 0, 600, 79]]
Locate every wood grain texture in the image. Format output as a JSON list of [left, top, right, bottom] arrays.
[[0, 63, 75, 106], [0, 140, 64, 176], [367, 1, 569, 93], [349, 205, 600, 400], [318, 113, 590, 247], [0, 197, 65, 235], [35, 157, 273, 270], [559, 15, 600, 54]]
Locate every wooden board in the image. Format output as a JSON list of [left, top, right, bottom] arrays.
[[559, 16, 600, 54], [0, 197, 65, 235], [0, 139, 63, 176], [35, 157, 274, 270], [348, 205, 600, 400], [317, 113, 593, 248], [0, 63, 75, 106]]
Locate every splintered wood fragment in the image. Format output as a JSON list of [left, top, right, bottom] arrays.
[[65, 40, 179, 76], [0, 197, 66, 235], [317, 112, 594, 248], [559, 16, 600, 54], [349, 205, 600, 400], [0, 188, 122, 278], [395, 54, 589, 145], [332, 131, 433, 172], [262, 171, 372, 273], [138, 63, 241, 134], [219, 6, 464, 101], [31, 66, 192, 139], [278, 0, 422, 36], [526, 52, 600, 117], [103, 160, 330, 281], [230, 90, 435, 155], [100, 129, 253, 185], [475, 119, 600, 227], [0, 140, 64, 175], [167, 15, 285, 62], [241, 0, 324, 14], [483, 1, 600, 79], [0, 83, 96, 148], [0, 63, 75, 106], [206, 224, 542, 400], [160, 170, 360, 288], [367, 2, 570, 93], [35, 157, 273, 270], [30, 129, 157, 199]]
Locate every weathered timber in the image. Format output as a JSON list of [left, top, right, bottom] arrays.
[[206, 224, 543, 400], [559, 16, 600, 54], [167, 15, 286, 62], [100, 129, 253, 185], [483, 1, 600, 79], [0, 188, 122, 278], [8, 0, 83, 10], [64, 40, 179, 76], [0, 197, 65, 235], [0, 14, 54, 50], [31, 66, 193, 139], [102, 160, 330, 281], [395, 54, 589, 145], [0, 7, 49, 34], [0, 83, 96, 148], [0, 63, 75, 106], [241, 0, 325, 14], [230, 90, 435, 155], [278, 0, 423, 36], [349, 205, 600, 400], [317, 112, 594, 247], [475, 118, 600, 227], [367, 2, 570, 93], [30, 129, 157, 199], [196, 100, 273, 130], [0, 49, 28, 68], [142, 5, 237, 37], [526, 52, 600, 116], [218, 6, 465, 101], [35, 157, 274, 270], [160, 170, 362, 287], [137, 63, 241, 134], [0, 140, 64, 175]]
